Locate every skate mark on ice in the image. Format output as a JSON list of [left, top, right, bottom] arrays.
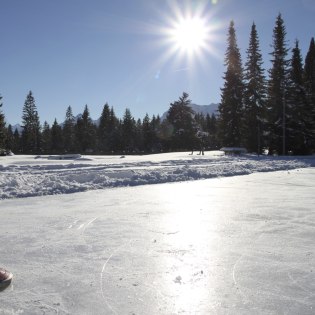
[[77, 223, 85, 230], [100, 252, 117, 314], [100, 240, 133, 314], [232, 254, 246, 297], [67, 217, 99, 231], [77, 216, 99, 231], [68, 219, 79, 229]]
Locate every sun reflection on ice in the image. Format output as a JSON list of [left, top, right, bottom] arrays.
[[160, 182, 219, 313]]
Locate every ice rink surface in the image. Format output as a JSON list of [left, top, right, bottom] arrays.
[[1, 168, 315, 314]]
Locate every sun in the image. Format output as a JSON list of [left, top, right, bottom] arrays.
[[152, 2, 223, 72], [160, 6, 221, 62], [170, 17, 208, 54]]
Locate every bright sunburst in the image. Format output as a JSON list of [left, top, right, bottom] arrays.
[[170, 17, 208, 54], [159, 2, 222, 65]]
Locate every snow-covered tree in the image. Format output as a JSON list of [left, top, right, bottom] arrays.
[[218, 21, 244, 147]]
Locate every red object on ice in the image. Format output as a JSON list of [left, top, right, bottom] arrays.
[[0, 268, 13, 288]]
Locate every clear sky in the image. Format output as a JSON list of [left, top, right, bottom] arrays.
[[1, 0, 315, 125]]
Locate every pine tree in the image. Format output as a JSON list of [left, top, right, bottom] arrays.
[[206, 113, 218, 149], [107, 107, 120, 153], [243, 23, 267, 153], [0, 95, 6, 150], [51, 119, 63, 154], [150, 115, 162, 152], [63, 106, 76, 153], [98, 103, 111, 153], [122, 108, 136, 153], [286, 40, 309, 154], [13, 129, 21, 153], [218, 21, 244, 147], [142, 114, 153, 152], [21, 91, 41, 154], [5, 125, 14, 152], [41, 121, 51, 154], [304, 37, 315, 151], [134, 118, 143, 152], [158, 119, 173, 152], [167, 92, 196, 151], [266, 14, 289, 155], [75, 105, 96, 153]]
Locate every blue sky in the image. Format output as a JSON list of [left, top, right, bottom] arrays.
[[1, 0, 315, 125]]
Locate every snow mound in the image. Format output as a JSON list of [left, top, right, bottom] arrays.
[[1, 152, 315, 199]]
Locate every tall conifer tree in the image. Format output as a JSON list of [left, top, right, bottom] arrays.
[[142, 113, 154, 152], [0, 95, 6, 150], [63, 106, 76, 153], [75, 105, 96, 153], [266, 14, 289, 155], [122, 108, 136, 152], [21, 91, 41, 153], [51, 119, 63, 154], [41, 121, 51, 153], [243, 23, 266, 153], [150, 115, 162, 152], [107, 107, 120, 153], [218, 21, 244, 147], [286, 40, 309, 154], [5, 125, 14, 151], [98, 103, 111, 153], [167, 92, 196, 151], [304, 37, 315, 150], [13, 129, 21, 153]]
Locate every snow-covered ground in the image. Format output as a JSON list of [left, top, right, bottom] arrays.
[[1, 151, 315, 199], [1, 152, 315, 314]]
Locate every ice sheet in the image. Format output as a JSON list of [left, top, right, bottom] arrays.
[[1, 168, 315, 314]]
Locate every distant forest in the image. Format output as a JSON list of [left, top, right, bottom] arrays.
[[0, 14, 315, 155]]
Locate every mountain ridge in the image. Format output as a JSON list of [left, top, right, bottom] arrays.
[[161, 103, 219, 120]]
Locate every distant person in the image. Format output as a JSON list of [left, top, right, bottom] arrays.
[[190, 130, 207, 155], [196, 130, 208, 155]]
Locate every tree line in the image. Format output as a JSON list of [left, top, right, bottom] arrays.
[[0, 90, 218, 155], [0, 13, 315, 155]]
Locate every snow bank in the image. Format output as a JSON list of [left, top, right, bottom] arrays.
[[1, 151, 315, 199]]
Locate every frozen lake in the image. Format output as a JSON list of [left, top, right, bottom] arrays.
[[1, 168, 315, 314]]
